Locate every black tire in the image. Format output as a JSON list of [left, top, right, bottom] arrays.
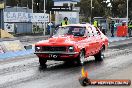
[[65, 61, 74, 65], [79, 77, 91, 86], [39, 58, 47, 67], [82, 78, 88, 86], [94, 47, 104, 61], [101, 47, 105, 59], [76, 50, 85, 66]]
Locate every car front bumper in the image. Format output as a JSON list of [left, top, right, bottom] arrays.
[[34, 51, 79, 55], [34, 52, 79, 61]]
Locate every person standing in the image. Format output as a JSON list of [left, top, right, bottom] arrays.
[[128, 21, 132, 37], [47, 22, 53, 35], [122, 21, 128, 37], [94, 20, 98, 28], [101, 23, 107, 35], [14, 24, 17, 34], [61, 17, 70, 26], [111, 21, 115, 37]]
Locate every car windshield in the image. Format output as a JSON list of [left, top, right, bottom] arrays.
[[54, 26, 86, 37]]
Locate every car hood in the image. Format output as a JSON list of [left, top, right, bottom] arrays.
[[35, 35, 81, 46], [48, 36, 75, 44]]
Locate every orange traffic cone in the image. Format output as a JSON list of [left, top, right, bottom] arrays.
[[81, 67, 88, 78], [79, 67, 91, 86]]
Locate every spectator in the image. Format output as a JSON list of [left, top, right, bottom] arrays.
[[128, 21, 132, 37], [111, 21, 115, 37], [94, 20, 98, 28], [47, 22, 54, 35], [61, 17, 70, 26], [101, 23, 107, 35]]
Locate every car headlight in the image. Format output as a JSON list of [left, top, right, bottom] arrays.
[[35, 46, 41, 51], [68, 46, 74, 52]]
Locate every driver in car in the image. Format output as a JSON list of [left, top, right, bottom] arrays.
[[73, 28, 85, 36]]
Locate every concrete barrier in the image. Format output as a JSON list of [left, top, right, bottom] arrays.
[[0, 29, 14, 38], [0, 49, 33, 60], [0, 45, 4, 54], [0, 40, 30, 60], [116, 26, 128, 37], [24, 45, 33, 50], [0, 40, 25, 52]]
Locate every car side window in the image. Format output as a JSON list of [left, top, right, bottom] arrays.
[[96, 28, 101, 35], [72, 27, 86, 36], [92, 26, 98, 36], [87, 27, 94, 37]]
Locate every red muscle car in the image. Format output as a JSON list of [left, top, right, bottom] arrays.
[[34, 24, 109, 66]]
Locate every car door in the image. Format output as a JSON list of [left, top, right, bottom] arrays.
[[90, 29, 98, 54], [92, 26, 102, 52], [75, 27, 90, 56], [85, 27, 95, 56]]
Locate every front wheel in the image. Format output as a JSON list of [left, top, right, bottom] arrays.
[[76, 50, 85, 66], [39, 58, 47, 67]]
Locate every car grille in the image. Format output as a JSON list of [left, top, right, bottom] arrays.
[[42, 46, 66, 52]]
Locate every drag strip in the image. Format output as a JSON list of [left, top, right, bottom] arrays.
[[2, 46, 132, 88], [0, 43, 132, 88]]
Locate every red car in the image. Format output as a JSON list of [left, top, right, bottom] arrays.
[[34, 24, 109, 66]]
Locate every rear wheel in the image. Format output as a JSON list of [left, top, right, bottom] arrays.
[[101, 47, 105, 59], [76, 50, 85, 66], [94, 47, 104, 61], [39, 58, 47, 67]]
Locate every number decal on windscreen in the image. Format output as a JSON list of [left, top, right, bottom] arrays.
[[73, 28, 80, 32]]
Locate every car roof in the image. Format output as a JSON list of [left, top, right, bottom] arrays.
[[62, 23, 92, 28]]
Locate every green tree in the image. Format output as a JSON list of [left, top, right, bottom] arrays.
[[6, 0, 18, 6], [46, 0, 54, 13], [79, 0, 109, 21], [110, 0, 127, 18], [6, 0, 54, 13], [92, 0, 109, 17], [79, 0, 128, 21], [128, 0, 132, 19], [80, 0, 91, 20]]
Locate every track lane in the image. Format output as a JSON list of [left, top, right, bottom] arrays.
[[0, 45, 132, 88]]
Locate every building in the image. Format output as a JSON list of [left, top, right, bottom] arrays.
[[53, 0, 80, 25], [4, 6, 32, 34], [53, 0, 80, 7]]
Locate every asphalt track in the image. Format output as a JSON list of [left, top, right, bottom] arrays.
[[0, 39, 132, 88]]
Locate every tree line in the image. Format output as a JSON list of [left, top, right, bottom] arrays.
[[79, 0, 132, 21], [6, 0, 53, 13], [5, 0, 132, 19]]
